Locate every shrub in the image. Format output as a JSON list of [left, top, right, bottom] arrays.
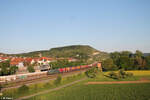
[[118, 69, 126, 78], [118, 69, 134, 78], [54, 75, 62, 85], [126, 72, 133, 77], [108, 72, 120, 79], [108, 70, 133, 80], [27, 66, 35, 73], [18, 84, 29, 93], [85, 67, 99, 78]]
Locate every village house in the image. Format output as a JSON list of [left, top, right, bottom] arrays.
[[1, 56, 77, 73], [68, 58, 77, 62], [10, 57, 24, 67], [0, 57, 10, 62], [37, 57, 54, 65], [24, 57, 35, 65], [10, 57, 27, 74]]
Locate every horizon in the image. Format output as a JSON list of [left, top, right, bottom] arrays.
[[0, 0, 150, 54]]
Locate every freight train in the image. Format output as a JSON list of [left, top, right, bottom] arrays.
[[47, 63, 97, 75], [0, 63, 99, 83], [0, 71, 47, 83]]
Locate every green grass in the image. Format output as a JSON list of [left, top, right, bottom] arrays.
[[2, 70, 150, 100], [104, 70, 150, 76], [24, 70, 150, 100], [26, 83, 150, 100], [86, 72, 144, 82], [2, 73, 85, 99]]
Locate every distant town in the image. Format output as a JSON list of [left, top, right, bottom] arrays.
[[0, 54, 77, 74]]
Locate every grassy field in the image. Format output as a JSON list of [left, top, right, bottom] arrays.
[[24, 70, 150, 100], [1, 73, 85, 99], [26, 82, 150, 100], [127, 70, 150, 76], [87, 70, 150, 82], [2, 70, 150, 100]]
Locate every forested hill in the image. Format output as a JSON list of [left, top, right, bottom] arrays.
[[9, 45, 109, 61]]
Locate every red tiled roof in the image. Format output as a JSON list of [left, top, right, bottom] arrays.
[[24, 58, 33, 63], [39, 57, 54, 61], [10, 58, 24, 65], [9, 57, 55, 65], [0, 57, 10, 60]]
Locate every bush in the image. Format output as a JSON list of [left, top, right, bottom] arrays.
[[118, 69, 133, 78], [85, 67, 98, 78], [126, 72, 133, 77], [118, 69, 126, 78], [27, 66, 35, 73], [108, 72, 120, 79], [54, 75, 62, 85], [18, 84, 29, 93], [108, 70, 133, 80]]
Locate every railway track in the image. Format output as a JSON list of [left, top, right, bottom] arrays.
[[3, 74, 56, 88], [1, 69, 87, 91]]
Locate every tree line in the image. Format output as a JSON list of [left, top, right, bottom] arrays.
[[49, 60, 86, 69], [0, 60, 35, 76], [102, 50, 150, 71], [0, 60, 18, 76]]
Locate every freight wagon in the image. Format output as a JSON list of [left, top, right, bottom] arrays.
[[47, 63, 98, 75], [0, 71, 47, 83], [0, 62, 100, 83]]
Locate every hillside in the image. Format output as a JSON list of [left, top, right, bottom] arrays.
[[10, 45, 109, 61]]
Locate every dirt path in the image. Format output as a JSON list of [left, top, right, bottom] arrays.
[[15, 78, 86, 100], [86, 79, 150, 85]]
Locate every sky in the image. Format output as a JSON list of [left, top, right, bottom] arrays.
[[0, 0, 150, 54]]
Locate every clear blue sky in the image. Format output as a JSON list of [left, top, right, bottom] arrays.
[[0, 0, 150, 54]]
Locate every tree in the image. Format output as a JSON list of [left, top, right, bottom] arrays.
[[85, 67, 99, 78], [119, 56, 134, 70], [135, 50, 143, 57], [110, 52, 120, 66], [102, 58, 118, 71], [49, 59, 84, 69], [27, 66, 35, 73], [110, 50, 150, 70], [127, 58, 135, 70], [134, 57, 146, 70], [146, 56, 150, 69], [120, 51, 132, 57], [0, 60, 10, 76], [9, 66, 18, 74]]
